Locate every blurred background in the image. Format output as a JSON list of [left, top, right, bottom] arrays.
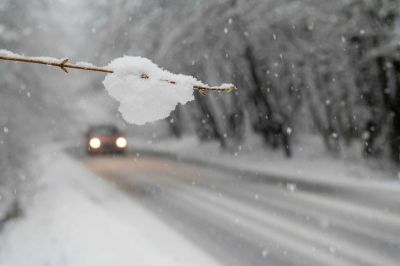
[[2, 0, 400, 183], [1, 1, 400, 264]]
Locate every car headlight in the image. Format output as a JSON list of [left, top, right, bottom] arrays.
[[116, 137, 127, 148], [89, 137, 101, 149]]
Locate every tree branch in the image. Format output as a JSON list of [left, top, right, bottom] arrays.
[[0, 54, 236, 94]]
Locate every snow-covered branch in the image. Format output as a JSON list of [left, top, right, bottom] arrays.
[[0, 51, 237, 125], [0, 50, 236, 94]]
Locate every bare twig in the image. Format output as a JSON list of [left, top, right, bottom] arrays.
[[0, 55, 112, 73], [0, 54, 236, 94]]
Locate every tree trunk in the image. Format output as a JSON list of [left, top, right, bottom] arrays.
[[390, 60, 400, 162]]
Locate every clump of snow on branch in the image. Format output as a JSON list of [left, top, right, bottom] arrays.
[[103, 56, 199, 125]]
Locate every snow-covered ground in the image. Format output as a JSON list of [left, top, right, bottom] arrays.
[[0, 148, 220, 266], [0, 133, 399, 266]]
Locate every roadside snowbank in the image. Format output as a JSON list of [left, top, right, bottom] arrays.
[[0, 151, 220, 266], [127, 135, 400, 193]]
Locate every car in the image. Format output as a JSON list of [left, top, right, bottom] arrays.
[[86, 125, 127, 155]]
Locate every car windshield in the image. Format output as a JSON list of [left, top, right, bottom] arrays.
[[1, 1, 400, 266], [90, 126, 118, 135]]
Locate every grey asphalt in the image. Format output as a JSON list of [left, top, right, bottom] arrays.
[[83, 154, 400, 266]]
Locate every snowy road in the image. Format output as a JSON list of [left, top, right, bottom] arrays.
[[84, 155, 400, 266]]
